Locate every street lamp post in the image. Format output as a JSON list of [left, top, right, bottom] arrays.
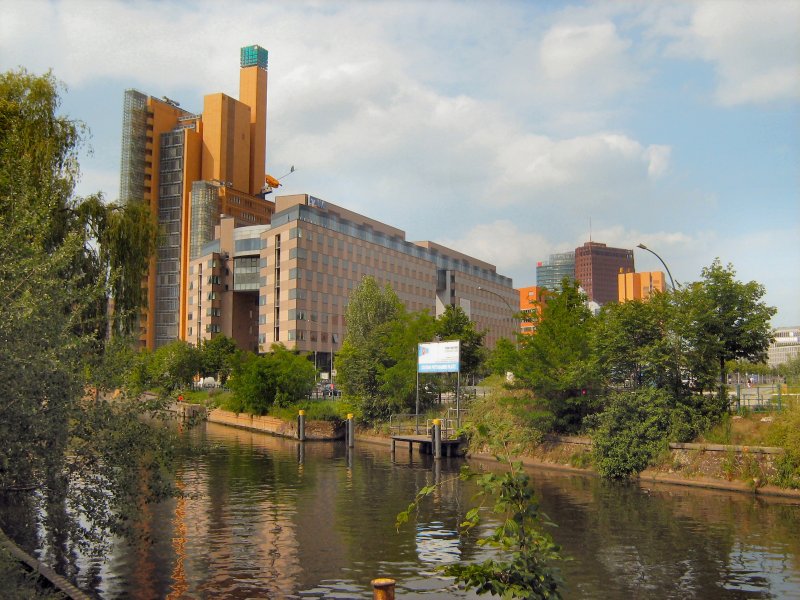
[[477, 286, 514, 314], [636, 243, 677, 290]]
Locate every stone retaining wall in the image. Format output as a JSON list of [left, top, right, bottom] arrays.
[[207, 408, 344, 440]]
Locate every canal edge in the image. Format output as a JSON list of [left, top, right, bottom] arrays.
[[355, 432, 800, 500], [0, 526, 93, 600]]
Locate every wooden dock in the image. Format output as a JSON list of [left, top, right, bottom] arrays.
[[391, 434, 463, 457]]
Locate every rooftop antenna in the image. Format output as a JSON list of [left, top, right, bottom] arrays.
[[589, 216, 592, 242]]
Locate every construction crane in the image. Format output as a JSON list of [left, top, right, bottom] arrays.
[[262, 166, 295, 194]]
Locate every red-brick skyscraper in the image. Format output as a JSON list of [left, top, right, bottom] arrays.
[[574, 242, 634, 305]]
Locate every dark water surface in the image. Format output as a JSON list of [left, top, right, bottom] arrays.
[[3, 421, 800, 599]]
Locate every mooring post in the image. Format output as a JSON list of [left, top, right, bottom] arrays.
[[432, 418, 442, 459], [298, 410, 306, 441], [347, 413, 355, 448], [372, 578, 396, 600]]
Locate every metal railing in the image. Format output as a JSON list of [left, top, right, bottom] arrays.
[[389, 413, 458, 438]]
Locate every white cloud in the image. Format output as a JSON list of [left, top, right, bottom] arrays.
[[539, 21, 638, 96], [659, 0, 800, 105], [439, 221, 558, 285], [1, 0, 796, 322]]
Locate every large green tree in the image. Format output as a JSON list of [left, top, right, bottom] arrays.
[[337, 277, 404, 420], [679, 259, 776, 406], [0, 69, 176, 565], [592, 293, 682, 396], [515, 280, 597, 432]]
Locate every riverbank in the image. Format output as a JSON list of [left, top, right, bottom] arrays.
[[183, 403, 800, 499], [206, 407, 345, 440], [355, 430, 800, 500]]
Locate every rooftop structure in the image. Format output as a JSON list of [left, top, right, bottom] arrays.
[[119, 45, 275, 349]]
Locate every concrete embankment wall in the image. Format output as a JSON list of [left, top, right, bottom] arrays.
[[207, 408, 345, 440], [356, 432, 800, 499]]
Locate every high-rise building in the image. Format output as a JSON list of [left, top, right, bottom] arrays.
[[574, 242, 634, 305], [536, 252, 575, 291], [768, 327, 800, 367], [618, 271, 666, 302], [518, 286, 547, 335], [119, 45, 276, 349], [187, 194, 518, 356]]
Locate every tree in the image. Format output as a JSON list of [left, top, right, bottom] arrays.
[[148, 340, 201, 395], [228, 344, 315, 414], [342, 276, 402, 345], [337, 277, 404, 421], [199, 334, 240, 384], [592, 293, 683, 396], [0, 69, 178, 565], [486, 338, 519, 376], [515, 280, 597, 432], [680, 259, 776, 408], [590, 388, 673, 479], [436, 304, 486, 379], [380, 311, 438, 413]]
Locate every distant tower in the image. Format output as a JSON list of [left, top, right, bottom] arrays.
[[536, 252, 575, 291], [119, 45, 274, 350], [574, 242, 634, 305]]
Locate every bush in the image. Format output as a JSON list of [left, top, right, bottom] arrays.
[[591, 388, 673, 479], [227, 344, 315, 415], [766, 399, 800, 488], [463, 386, 547, 455], [269, 399, 350, 422]]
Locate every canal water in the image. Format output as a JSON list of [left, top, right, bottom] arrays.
[[3, 421, 800, 599]]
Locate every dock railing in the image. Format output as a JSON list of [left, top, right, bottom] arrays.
[[389, 413, 458, 438]]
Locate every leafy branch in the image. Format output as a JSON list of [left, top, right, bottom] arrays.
[[396, 448, 562, 599]]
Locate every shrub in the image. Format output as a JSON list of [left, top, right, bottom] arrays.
[[591, 388, 672, 479], [463, 387, 547, 455], [766, 399, 800, 488]]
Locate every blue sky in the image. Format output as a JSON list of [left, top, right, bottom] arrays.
[[2, 0, 798, 324]]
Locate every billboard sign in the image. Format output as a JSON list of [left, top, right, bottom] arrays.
[[418, 341, 460, 373]]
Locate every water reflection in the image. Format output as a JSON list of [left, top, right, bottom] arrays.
[[2, 420, 800, 599]]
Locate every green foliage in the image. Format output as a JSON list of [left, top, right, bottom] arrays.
[[487, 338, 519, 376], [516, 280, 598, 432], [437, 304, 486, 376], [0, 68, 179, 567], [198, 334, 240, 383], [592, 294, 684, 397], [766, 399, 800, 488], [268, 399, 350, 422], [380, 311, 438, 412], [464, 386, 548, 455], [0, 546, 62, 599], [590, 389, 673, 479], [678, 259, 776, 401], [148, 340, 201, 396], [227, 344, 315, 414], [342, 275, 402, 345], [777, 354, 800, 385], [397, 459, 562, 599]]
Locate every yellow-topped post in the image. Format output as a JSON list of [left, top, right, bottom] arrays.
[[298, 409, 306, 441], [432, 418, 442, 459], [347, 413, 355, 448], [371, 578, 396, 600]]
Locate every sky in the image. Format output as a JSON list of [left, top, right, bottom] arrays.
[[2, 0, 798, 325]]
